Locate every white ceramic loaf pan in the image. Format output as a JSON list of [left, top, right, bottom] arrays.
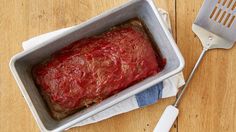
[[9, 0, 184, 131]]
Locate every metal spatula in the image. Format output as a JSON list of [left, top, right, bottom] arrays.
[[154, 0, 236, 131]]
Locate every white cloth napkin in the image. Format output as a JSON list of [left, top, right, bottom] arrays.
[[22, 9, 185, 128]]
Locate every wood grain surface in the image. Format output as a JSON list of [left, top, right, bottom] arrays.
[[0, 0, 235, 132]]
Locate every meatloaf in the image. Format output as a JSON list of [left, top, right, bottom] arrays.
[[32, 20, 166, 120]]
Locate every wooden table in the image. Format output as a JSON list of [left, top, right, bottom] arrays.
[[1, 0, 236, 131]]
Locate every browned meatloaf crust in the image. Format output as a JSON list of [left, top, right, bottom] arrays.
[[32, 20, 166, 120]]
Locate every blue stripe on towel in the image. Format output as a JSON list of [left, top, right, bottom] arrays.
[[135, 82, 163, 107]]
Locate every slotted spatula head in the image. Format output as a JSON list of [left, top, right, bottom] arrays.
[[192, 0, 236, 49]]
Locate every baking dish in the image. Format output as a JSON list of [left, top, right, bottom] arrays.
[[9, 0, 184, 131]]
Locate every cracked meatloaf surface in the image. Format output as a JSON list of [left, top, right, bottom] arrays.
[[32, 20, 166, 120]]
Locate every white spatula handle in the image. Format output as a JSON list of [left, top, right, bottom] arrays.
[[153, 105, 179, 132]]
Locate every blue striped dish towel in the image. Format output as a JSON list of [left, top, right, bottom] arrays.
[[22, 9, 185, 128]]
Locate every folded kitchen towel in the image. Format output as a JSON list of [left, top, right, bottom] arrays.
[[22, 9, 185, 128]]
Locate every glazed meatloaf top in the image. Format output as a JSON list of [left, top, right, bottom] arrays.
[[32, 20, 166, 120]]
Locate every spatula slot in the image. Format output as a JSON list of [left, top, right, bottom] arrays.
[[222, 0, 228, 6], [214, 9, 222, 21], [223, 13, 231, 25], [227, 0, 234, 8], [219, 11, 227, 22], [232, 1, 236, 10], [227, 15, 235, 27], [210, 7, 218, 19]]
